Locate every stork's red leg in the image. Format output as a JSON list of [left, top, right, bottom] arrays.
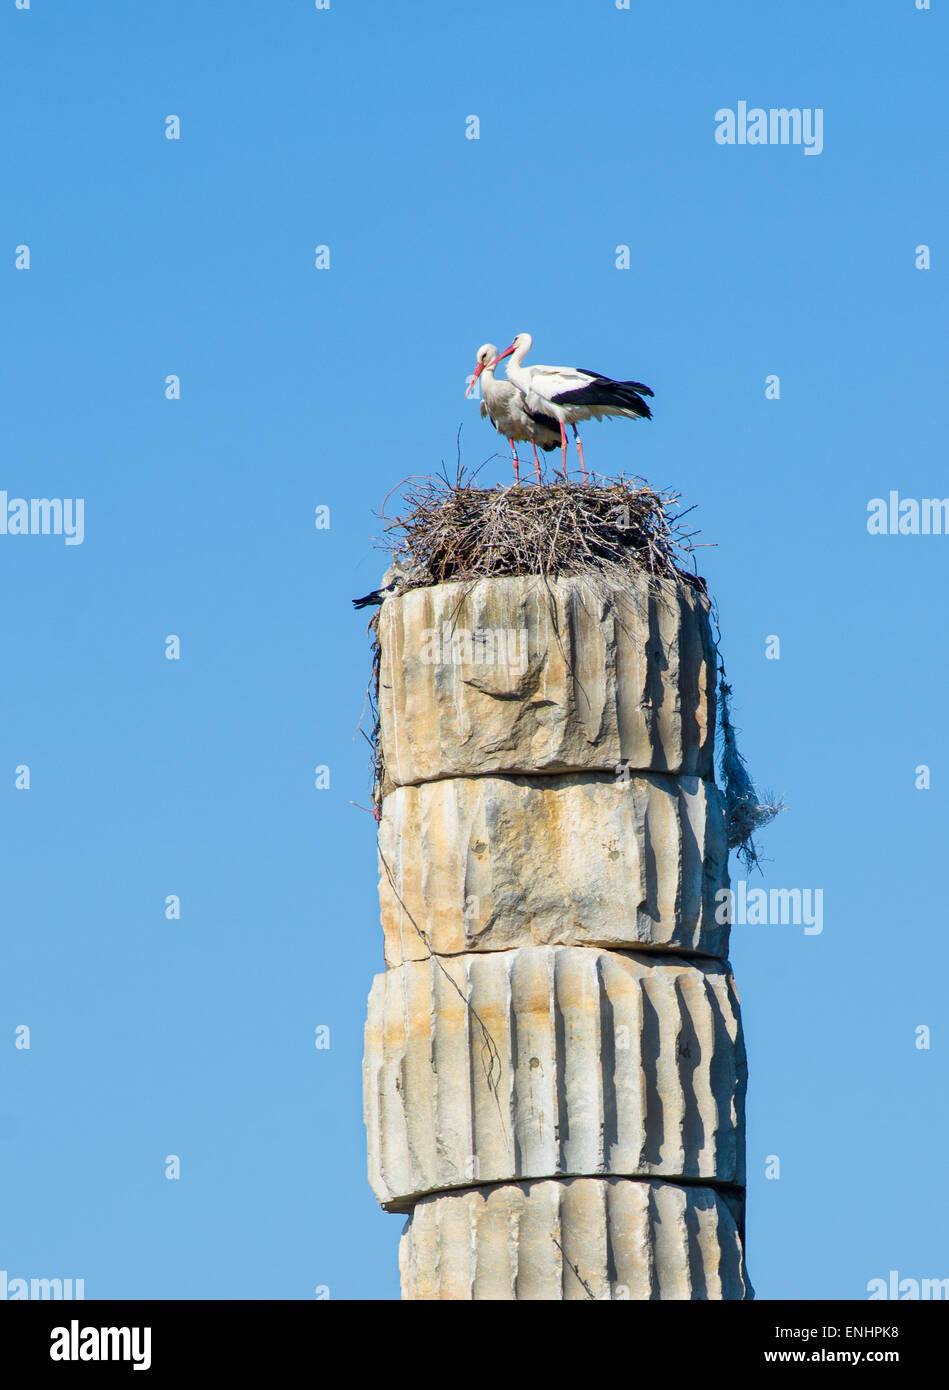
[[573, 426, 587, 483], [559, 422, 568, 480], [531, 441, 542, 485], [510, 438, 521, 485]]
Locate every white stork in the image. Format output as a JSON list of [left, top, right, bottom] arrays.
[[494, 332, 654, 481], [466, 343, 560, 483]]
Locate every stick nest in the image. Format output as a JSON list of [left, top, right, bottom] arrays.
[[379, 473, 704, 590]]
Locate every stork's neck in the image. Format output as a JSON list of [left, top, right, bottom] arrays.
[[504, 340, 531, 389]]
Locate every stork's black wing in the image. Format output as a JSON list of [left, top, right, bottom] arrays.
[[551, 371, 654, 420], [528, 406, 564, 449], [575, 370, 654, 398], [353, 589, 384, 610]]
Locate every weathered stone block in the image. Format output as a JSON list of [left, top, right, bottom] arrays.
[[377, 572, 715, 788], [363, 946, 746, 1207], [399, 1177, 751, 1300], [378, 771, 729, 963]]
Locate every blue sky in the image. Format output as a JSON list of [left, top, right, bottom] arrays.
[[1, 0, 946, 1300]]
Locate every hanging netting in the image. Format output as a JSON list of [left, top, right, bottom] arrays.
[[718, 669, 785, 870]]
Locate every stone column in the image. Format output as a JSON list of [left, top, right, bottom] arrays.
[[363, 569, 752, 1300]]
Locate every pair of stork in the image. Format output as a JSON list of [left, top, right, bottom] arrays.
[[466, 332, 654, 484]]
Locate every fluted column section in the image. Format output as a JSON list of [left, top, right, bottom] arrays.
[[364, 570, 752, 1299]]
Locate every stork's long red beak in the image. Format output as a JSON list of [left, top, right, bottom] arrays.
[[465, 362, 485, 398], [496, 343, 516, 361]]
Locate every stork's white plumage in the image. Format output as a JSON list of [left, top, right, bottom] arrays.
[[466, 343, 560, 483], [495, 332, 654, 480]]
